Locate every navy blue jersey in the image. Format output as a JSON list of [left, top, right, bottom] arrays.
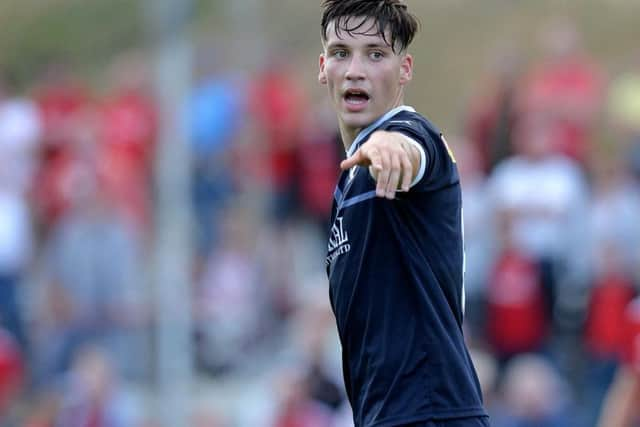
[[326, 106, 486, 427]]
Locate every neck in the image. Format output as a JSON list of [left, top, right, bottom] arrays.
[[339, 126, 359, 152], [340, 95, 406, 153]]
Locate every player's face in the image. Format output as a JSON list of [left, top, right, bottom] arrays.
[[319, 18, 413, 135]]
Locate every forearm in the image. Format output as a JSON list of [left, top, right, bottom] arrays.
[[597, 367, 640, 427]]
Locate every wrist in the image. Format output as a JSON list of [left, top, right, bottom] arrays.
[[398, 134, 426, 188]]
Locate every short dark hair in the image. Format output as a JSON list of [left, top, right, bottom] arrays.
[[321, 0, 419, 53]]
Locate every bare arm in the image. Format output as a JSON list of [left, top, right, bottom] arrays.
[[597, 366, 640, 427]]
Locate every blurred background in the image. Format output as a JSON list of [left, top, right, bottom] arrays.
[[1, 0, 640, 426]]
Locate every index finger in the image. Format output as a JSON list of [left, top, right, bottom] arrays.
[[340, 150, 363, 170], [340, 146, 384, 171]]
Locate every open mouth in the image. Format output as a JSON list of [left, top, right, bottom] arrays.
[[343, 89, 370, 105]]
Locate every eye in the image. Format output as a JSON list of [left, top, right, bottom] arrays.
[[332, 49, 348, 59], [369, 51, 384, 60]]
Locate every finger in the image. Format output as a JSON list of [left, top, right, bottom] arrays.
[[386, 153, 401, 199], [400, 154, 413, 192], [375, 150, 391, 198], [340, 150, 363, 170], [363, 146, 383, 172]]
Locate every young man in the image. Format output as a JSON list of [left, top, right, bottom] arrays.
[[318, 1, 489, 426]]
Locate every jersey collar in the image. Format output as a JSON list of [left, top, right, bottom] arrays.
[[346, 105, 416, 158]]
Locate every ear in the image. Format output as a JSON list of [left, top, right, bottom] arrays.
[[399, 53, 413, 85], [318, 53, 328, 85]]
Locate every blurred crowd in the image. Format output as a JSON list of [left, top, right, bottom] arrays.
[[1, 16, 640, 427]]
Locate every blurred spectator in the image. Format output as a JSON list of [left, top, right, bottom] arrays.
[[493, 354, 575, 427], [584, 248, 636, 359], [21, 389, 60, 427], [96, 52, 157, 237], [32, 156, 149, 384], [189, 50, 245, 256], [254, 223, 298, 324], [32, 61, 92, 233], [0, 328, 24, 420], [518, 18, 605, 165], [588, 152, 640, 279], [580, 150, 640, 422], [248, 60, 306, 223], [291, 286, 344, 413], [33, 61, 89, 154], [465, 44, 524, 174], [0, 69, 41, 350], [469, 349, 499, 417], [452, 137, 495, 337], [54, 344, 143, 427], [0, 70, 42, 196], [485, 231, 548, 360], [581, 242, 635, 426], [487, 112, 590, 337], [191, 407, 227, 427], [193, 203, 264, 375], [296, 106, 340, 232], [271, 367, 334, 427], [596, 297, 640, 427]]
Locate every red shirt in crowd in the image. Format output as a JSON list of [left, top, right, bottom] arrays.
[[585, 274, 636, 358], [622, 297, 640, 374], [35, 82, 90, 155], [96, 89, 157, 231], [32, 81, 92, 228], [0, 329, 23, 417], [486, 248, 548, 356], [248, 68, 305, 190], [519, 57, 604, 164], [297, 134, 339, 220]]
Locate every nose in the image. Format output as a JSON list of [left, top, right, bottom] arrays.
[[345, 55, 366, 81]]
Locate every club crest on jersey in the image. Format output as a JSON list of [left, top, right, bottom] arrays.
[[326, 216, 350, 265]]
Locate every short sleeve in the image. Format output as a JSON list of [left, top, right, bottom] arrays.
[[381, 116, 459, 192]]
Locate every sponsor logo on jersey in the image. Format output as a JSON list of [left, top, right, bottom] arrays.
[[326, 216, 350, 265]]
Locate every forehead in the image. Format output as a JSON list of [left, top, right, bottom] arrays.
[[324, 16, 392, 47]]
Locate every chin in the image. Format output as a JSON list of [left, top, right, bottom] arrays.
[[340, 112, 375, 130]]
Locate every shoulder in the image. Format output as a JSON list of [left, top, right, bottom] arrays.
[[376, 110, 447, 163], [379, 110, 460, 190], [380, 110, 439, 138]]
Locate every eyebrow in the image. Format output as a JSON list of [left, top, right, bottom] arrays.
[[327, 42, 391, 50]]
